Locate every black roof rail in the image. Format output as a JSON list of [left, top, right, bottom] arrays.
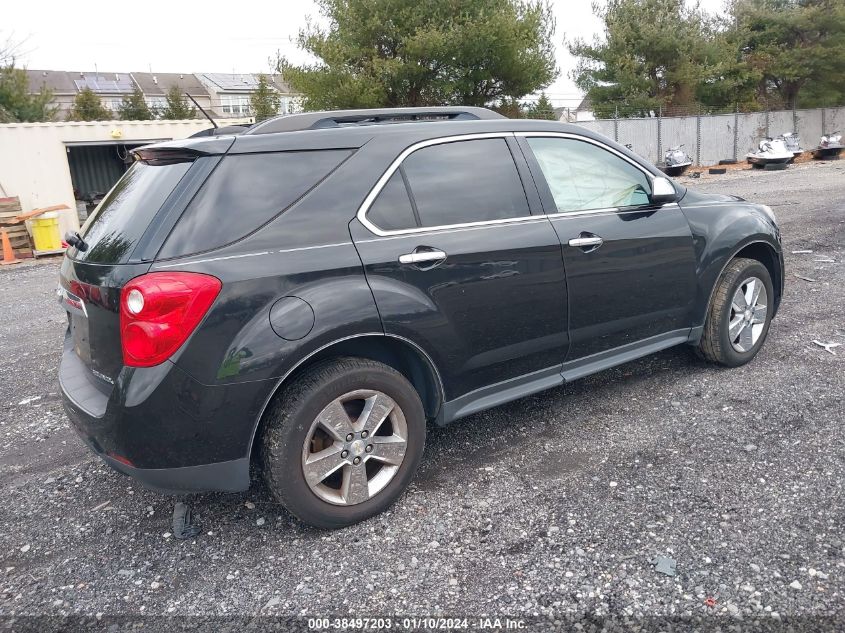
[[243, 106, 505, 135]]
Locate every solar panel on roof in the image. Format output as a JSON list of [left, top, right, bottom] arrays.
[[203, 73, 261, 91], [73, 73, 135, 93]]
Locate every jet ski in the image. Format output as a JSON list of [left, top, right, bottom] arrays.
[[746, 138, 793, 167], [812, 131, 843, 160], [663, 145, 693, 176], [777, 132, 803, 160]]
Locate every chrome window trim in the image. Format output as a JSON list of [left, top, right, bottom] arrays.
[[515, 131, 673, 217], [543, 202, 680, 220], [516, 131, 658, 180], [356, 130, 677, 237], [358, 132, 532, 237], [355, 215, 551, 243]]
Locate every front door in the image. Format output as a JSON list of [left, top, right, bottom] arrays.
[[351, 135, 569, 401], [518, 134, 698, 361]]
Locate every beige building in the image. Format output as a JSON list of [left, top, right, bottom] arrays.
[[130, 72, 215, 116], [0, 118, 249, 238], [196, 72, 296, 117], [25, 70, 297, 121]]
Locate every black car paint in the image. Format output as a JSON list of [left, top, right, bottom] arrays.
[[58, 117, 784, 493]]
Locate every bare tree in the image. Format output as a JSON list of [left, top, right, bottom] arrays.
[[0, 32, 27, 66]]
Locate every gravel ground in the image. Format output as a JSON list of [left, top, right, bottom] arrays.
[[1, 160, 843, 631]]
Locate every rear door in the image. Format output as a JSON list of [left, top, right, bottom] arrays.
[[351, 134, 569, 401], [518, 133, 698, 361]]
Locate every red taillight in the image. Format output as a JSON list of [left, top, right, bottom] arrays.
[[120, 272, 221, 368]]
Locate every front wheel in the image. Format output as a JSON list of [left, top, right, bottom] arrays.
[[698, 257, 774, 367], [261, 358, 425, 528]]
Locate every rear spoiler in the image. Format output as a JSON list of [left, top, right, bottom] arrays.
[[132, 147, 205, 165], [189, 124, 253, 138], [132, 136, 237, 164]]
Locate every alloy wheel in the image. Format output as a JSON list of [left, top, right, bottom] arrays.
[[728, 276, 768, 352], [301, 389, 408, 506]]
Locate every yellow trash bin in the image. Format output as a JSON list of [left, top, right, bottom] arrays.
[[31, 211, 62, 252]]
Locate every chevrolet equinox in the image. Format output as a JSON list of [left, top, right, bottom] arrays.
[[58, 107, 784, 528]]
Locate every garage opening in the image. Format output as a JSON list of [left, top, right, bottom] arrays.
[[65, 141, 166, 220]]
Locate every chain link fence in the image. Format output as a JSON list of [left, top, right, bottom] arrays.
[[574, 105, 845, 166]]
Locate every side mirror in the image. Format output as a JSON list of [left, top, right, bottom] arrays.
[[650, 176, 678, 204]]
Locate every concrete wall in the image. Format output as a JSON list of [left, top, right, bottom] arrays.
[[0, 118, 247, 238], [698, 113, 735, 165], [576, 106, 843, 166]]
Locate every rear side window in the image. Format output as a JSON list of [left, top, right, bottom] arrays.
[[75, 161, 191, 263], [366, 171, 418, 231], [159, 149, 351, 259], [403, 138, 528, 228], [365, 138, 529, 232]]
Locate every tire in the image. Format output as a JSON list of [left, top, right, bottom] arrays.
[[698, 257, 774, 367], [260, 357, 425, 528]]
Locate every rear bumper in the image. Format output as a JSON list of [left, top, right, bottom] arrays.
[[59, 333, 268, 493], [101, 451, 249, 494]]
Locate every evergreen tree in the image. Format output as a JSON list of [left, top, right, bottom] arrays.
[[250, 75, 281, 122], [0, 65, 57, 123], [525, 92, 557, 119], [158, 85, 197, 119], [568, 0, 714, 117], [68, 87, 111, 121], [730, 0, 845, 108], [276, 0, 557, 110], [118, 86, 153, 121]]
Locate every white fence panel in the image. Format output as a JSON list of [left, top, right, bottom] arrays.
[[699, 113, 736, 165], [769, 111, 795, 137], [824, 107, 845, 136], [617, 117, 659, 163], [577, 119, 616, 140], [736, 112, 768, 157], [572, 106, 841, 166], [660, 116, 697, 165], [795, 109, 822, 150]]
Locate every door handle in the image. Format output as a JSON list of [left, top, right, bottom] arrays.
[[398, 248, 447, 265], [568, 235, 604, 249]]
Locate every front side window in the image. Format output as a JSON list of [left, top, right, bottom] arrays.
[[365, 137, 529, 231], [527, 137, 652, 213]]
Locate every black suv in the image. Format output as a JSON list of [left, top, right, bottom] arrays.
[[59, 107, 783, 528]]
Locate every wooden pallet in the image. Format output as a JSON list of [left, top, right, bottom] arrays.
[[0, 197, 34, 258]]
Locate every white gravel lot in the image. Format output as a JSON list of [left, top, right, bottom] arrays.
[[0, 160, 843, 632]]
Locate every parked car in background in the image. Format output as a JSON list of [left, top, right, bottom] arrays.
[[58, 107, 784, 528]]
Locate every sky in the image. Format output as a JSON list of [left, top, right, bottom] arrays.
[[6, 0, 724, 108]]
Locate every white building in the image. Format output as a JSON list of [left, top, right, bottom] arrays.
[[0, 118, 249, 238]]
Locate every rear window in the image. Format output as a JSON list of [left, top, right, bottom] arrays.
[[158, 149, 351, 259], [75, 161, 191, 263]]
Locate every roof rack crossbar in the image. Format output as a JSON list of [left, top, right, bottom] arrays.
[[244, 106, 505, 135]]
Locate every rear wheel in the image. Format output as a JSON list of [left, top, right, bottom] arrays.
[[698, 257, 774, 367], [261, 358, 425, 528]]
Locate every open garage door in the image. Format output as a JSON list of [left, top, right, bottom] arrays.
[[65, 141, 165, 219]]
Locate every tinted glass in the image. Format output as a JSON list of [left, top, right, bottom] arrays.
[[401, 138, 529, 227], [367, 171, 418, 231], [527, 137, 652, 212], [75, 161, 191, 263], [159, 149, 351, 258]]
